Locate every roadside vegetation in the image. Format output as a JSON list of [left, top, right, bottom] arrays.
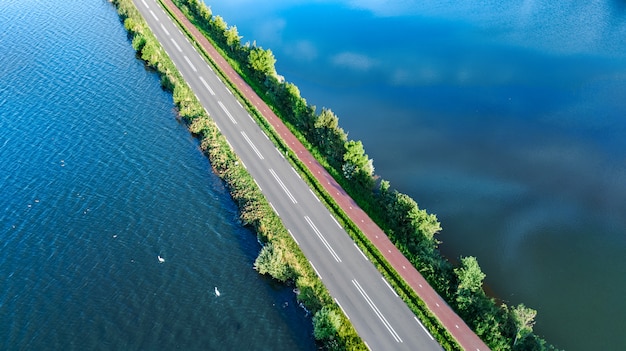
[[111, 0, 366, 349], [164, 0, 558, 350]]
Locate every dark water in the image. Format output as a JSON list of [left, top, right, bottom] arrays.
[[0, 1, 314, 349], [207, 1, 626, 350]]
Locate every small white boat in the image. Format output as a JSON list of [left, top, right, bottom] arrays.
[[158, 255, 165, 263], [214, 286, 220, 297]]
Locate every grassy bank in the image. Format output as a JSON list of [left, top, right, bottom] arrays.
[[110, 0, 366, 349], [164, 0, 557, 350]]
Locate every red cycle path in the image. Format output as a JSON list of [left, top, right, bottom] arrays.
[[159, 1, 490, 349]]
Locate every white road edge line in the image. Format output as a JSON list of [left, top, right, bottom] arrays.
[[309, 189, 321, 202], [304, 216, 341, 262], [269, 202, 280, 217], [252, 178, 262, 191], [329, 214, 341, 229], [291, 166, 301, 179], [241, 131, 264, 159], [309, 261, 322, 280], [352, 279, 402, 343], [269, 168, 297, 204], [275, 147, 285, 159], [335, 298, 350, 320], [287, 229, 299, 245], [354, 243, 369, 261], [382, 277, 398, 297], [240, 160, 247, 169], [204, 108, 220, 131], [413, 317, 434, 341]]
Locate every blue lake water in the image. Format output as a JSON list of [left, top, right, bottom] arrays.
[[207, 0, 626, 350], [0, 1, 314, 349]]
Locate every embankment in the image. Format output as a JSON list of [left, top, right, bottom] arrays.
[[110, 0, 366, 349]]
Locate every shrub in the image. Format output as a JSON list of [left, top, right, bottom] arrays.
[[253, 242, 293, 282]]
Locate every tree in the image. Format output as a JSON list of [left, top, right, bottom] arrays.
[[124, 17, 144, 36], [248, 47, 276, 81], [313, 306, 342, 341], [474, 310, 511, 351], [140, 38, 162, 68], [211, 15, 227, 33], [378, 179, 391, 196], [313, 108, 347, 164], [314, 108, 338, 130], [296, 103, 317, 138], [225, 26, 242, 50], [265, 77, 308, 126], [343, 140, 374, 179], [383, 190, 441, 246], [455, 256, 485, 293], [513, 332, 553, 351], [404, 205, 441, 243], [510, 303, 537, 347], [188, 0, 211, 22], [454, 256, 489, 326]]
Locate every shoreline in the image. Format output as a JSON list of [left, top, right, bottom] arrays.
[[111, 0, 366, 349]]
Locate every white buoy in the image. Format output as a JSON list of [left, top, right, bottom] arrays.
[[158, 255, 165, 263], [214, 287, 220, 297]]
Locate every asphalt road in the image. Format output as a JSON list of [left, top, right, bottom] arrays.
[[132, 1, 443, 349]]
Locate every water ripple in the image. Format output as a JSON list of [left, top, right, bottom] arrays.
[[0, 1, 314, 350]]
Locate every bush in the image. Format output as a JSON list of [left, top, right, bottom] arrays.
[[253, 242, 293, 282], [313, 307, 342, 341]]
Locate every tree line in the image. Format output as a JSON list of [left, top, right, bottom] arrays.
[[166, 0, 557, 350]]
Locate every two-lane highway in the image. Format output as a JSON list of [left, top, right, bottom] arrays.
[[132, 1, 443, 349]]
